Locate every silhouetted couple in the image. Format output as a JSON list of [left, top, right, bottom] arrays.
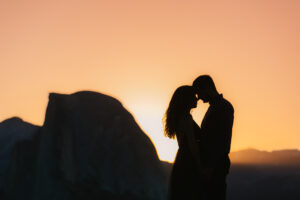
[[164, 75, 234, 200]]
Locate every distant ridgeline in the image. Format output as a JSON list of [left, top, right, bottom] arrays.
[[0, 91, 299, 200], [230, 148, 300, 166]]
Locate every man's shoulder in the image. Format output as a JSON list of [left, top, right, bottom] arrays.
[[218, 97, 234, 114]]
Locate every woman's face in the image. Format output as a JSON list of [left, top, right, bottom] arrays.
[[189, 93, 198, 109]]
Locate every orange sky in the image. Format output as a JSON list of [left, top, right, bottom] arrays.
[[0, 0, 299, 162]]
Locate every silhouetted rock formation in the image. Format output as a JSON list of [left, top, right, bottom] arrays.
[[3, 91, 167, 200], [0, 117, 39, 195], [2, 93, 300, 200], [0, 117, 39, 173], [4, 129, 40, 199]]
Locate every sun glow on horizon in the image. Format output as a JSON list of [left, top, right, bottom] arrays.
[[1, 0, 299, 162]]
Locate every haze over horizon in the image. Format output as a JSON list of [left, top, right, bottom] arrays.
[[1, 0, 299, 162]]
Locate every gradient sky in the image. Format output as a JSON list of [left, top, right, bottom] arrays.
[[1, 0, 299, 162]]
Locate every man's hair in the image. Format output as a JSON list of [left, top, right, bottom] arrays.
[[192, 75, 217, 91]]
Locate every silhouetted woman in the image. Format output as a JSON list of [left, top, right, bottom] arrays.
[[164, 85, 203, 200]]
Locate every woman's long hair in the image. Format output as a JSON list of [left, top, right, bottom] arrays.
[[164, 85, 196, 139]]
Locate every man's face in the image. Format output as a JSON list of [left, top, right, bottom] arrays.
[[195, 88, 210, 103]]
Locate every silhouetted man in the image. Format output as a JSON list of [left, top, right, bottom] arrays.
[[192, 75, 234, 200]]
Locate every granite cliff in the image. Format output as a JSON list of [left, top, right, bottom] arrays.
[[3, 91, 168, 200]]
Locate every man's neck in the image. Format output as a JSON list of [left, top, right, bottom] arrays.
[[208, 92, 221, 104]]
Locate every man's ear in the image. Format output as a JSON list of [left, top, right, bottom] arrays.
[[207, 89, 217, 96]]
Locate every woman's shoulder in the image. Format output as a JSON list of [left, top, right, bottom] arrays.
[[178, 114, 192, 122], [177, 114, 193, 130]]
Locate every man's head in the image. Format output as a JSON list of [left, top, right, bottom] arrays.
[[192, 75, 218, 103]]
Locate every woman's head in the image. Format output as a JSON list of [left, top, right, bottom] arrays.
[[163, 85, 197, 139]]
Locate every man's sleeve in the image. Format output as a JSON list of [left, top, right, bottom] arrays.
[[202, 105, 234, 167]]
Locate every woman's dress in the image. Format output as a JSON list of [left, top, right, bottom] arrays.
[[168, 121, 202, 200]]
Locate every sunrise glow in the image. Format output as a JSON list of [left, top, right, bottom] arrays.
[[1, 0, 299, 162]]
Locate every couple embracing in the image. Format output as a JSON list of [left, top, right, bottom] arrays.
[[164, 75, 234, 200]]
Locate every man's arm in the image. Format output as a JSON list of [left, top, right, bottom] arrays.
[[201, 105, 234, 170]]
